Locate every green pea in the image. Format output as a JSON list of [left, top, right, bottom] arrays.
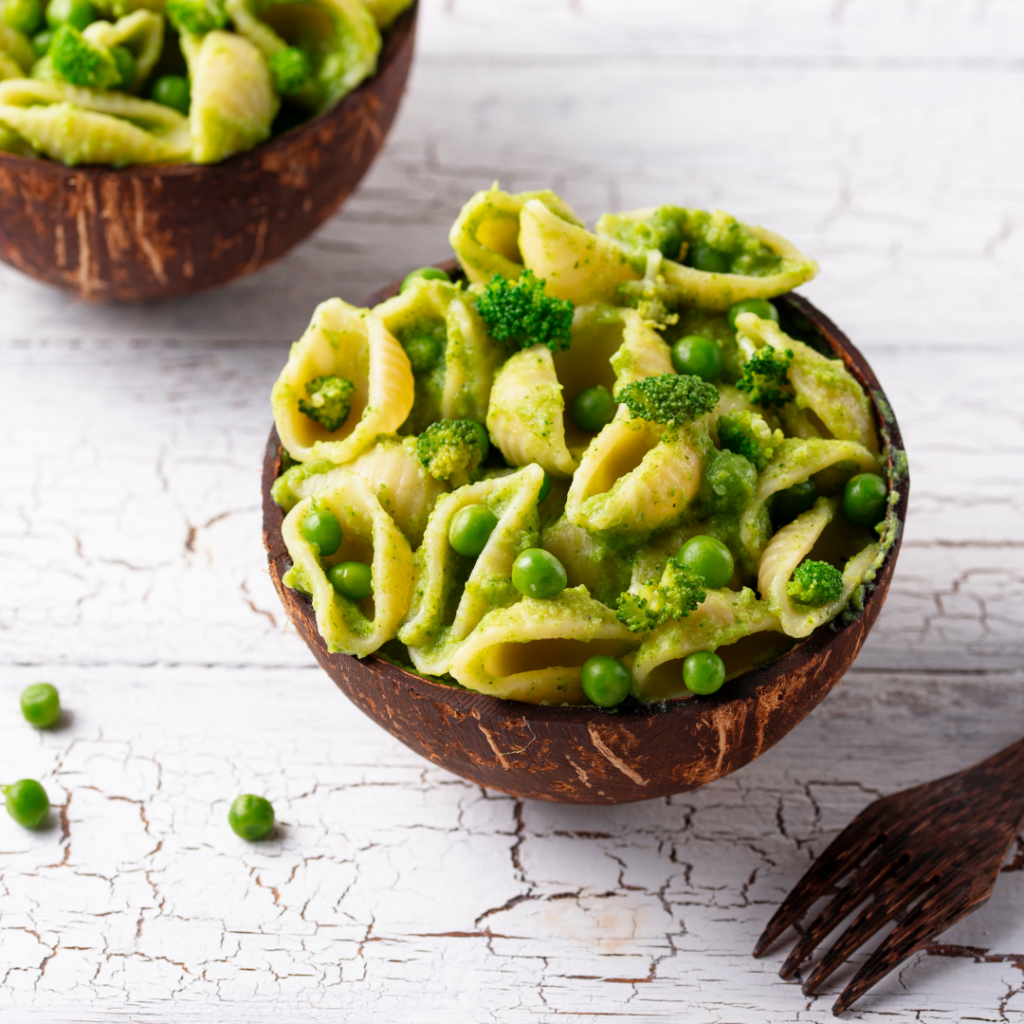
[[448, 504, 498, 557], [300, 504, 342, 557], [20, 682, 60, 728], [511, 548, 566, 600], [32, 27, 52, 54], [727, 298, 780, 330], [671, 334, 725, 382], [111, 44, 135, 89], [679, 535, 734, 590], [537, 469, 551, 504], [570, 385, 616, 433], [228, 794, 274, 840], [4, 0, 44, 36], [327, 560, 373, 601], [842, 472, 888, 528], [580, 655, 633, 708], [683, 651, 726, 696], [3, 779, 50, 829], [770, 479, 817, 528], [151, 74, 190, 115], [45, 0, 95, 30], [403, 330, 444, 374], [686, 241, 730, 274], [400, 267, 451, 293]]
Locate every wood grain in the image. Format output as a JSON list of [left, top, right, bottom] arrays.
[[0, 4, 417, 301], [261, 284, 909, 804]]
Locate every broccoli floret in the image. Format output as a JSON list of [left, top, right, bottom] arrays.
[[736, 347, 794, 408], [298, 375, 355, 433], [50, 25, 120, 89], [268, 46, 310, 97], [416, 419, 489, 484], [475, 270, 574, 354], [616, 556, 706, 633], [787, 559, 844, 606], [717, 409, 784, 471], [616, 373, 719, 429], [166, 0, 228, 35]]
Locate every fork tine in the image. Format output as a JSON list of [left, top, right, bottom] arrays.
[[832, 882, 990, 1015], [779, 848, 896, 979], [800, 865, 936, 995], [753, 808, 883, 957]]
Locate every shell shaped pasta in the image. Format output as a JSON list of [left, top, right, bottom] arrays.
[[596, 208, 818, 310], [271, 435, 447, 547], [736, 313, 879, 454], [0, 79, 190, 165], [376, 278, 496, 431], [449, 586, 636, 704], [225, 0, 380, 111], [449, 184, 585, 285], [740, 437, 880, 560], [486, 346, 578, 478], [280, 473, 414, 658], [487, 305, 671, 478], [183, 30, 278, 164], [629, 589, 782, 703], [84, 11, 164, 92], [565, 410, 704, 539], [518, 199, 640, 304], [540, 514, 631, 608], [272, 298, 415, 465], [758, 499, 881, 638], [398, 464, 545, 676]]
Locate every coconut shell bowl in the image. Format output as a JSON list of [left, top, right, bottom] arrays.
[[262, 268, 908, 805], [0, 4, 417, 302]]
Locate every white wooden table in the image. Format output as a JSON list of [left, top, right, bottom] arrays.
[[2, 2, 1023, 1020]]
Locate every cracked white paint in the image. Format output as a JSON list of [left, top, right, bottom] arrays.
[[1, 1, 1024, 1021]]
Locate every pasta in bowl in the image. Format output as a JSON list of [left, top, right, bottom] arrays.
[[263, 188, 908, 804], [0, 0, 416, 299]]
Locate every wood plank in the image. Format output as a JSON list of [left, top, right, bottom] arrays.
[[418, 0, 1024, 61]]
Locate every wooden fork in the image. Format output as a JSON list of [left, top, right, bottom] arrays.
[[753, 737, 1024, 1015]]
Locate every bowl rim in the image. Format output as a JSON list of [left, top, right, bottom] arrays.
[[0, 0, 418, 179], [263, 267, 909, 726]]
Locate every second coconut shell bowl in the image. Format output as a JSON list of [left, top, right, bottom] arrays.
[[0, 3, 417, 301], [263, 268, 908, 805]]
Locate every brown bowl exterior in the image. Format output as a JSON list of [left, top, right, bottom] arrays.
[[0, 4, 417, 301], [262, 278, 908, 804]]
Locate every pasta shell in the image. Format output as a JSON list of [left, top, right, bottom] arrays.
[[84, 11, 164, 93], [0, 79, 190, 166], [487, 304, 672, 478], [565, 409, 704, 539], [281, 473, 414, 658], [629, 589, 783, 703], [736, 313, 879, 454], [183, 30, 278, 164], [271, 435, 448, 548], [518, 199, 640, 304], [739, 437, 880, 560], [398, 464, 545, 676], [375, 277, 496, 431], [272, 298, 415, 465], [757, 498, 881, 638], [449, 586, 636, 704], [449, 184, 585, 285]]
